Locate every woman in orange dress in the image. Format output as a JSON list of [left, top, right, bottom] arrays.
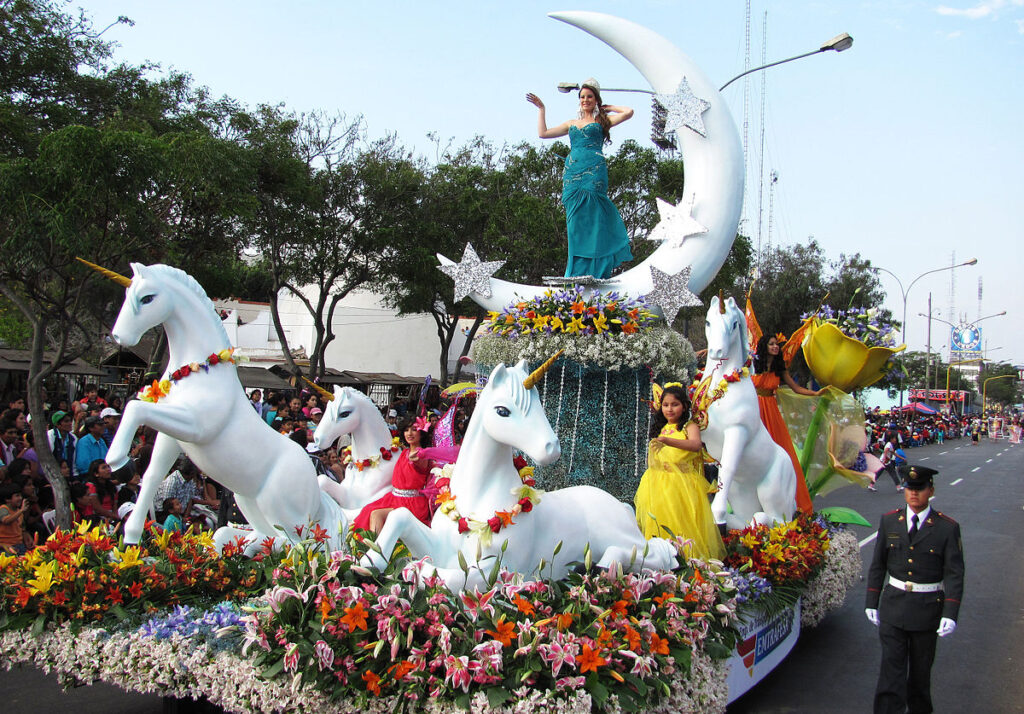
[[751, 334, 824, 514]]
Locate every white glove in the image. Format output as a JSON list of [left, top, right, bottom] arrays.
[[937, 617, 956, 637], [865, 608, 879, 626]]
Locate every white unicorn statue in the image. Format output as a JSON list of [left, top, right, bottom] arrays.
[[81, 259, 347, 552], [362, 353, 678, 592], [698, 294, 796, 528], [306, 381, 397, 519]]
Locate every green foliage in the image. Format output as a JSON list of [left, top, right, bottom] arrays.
[[981, 362, 1022, 407]]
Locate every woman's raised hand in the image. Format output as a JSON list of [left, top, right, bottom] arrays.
[[526, 93, 545, 110]]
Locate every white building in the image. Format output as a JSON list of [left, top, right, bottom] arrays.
[[214, 287, 475, 380]]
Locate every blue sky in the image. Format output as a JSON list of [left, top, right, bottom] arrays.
[[79, 1, 1024, 366]]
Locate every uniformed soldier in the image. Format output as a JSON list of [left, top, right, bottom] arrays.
[[865, 464, 965, 714]]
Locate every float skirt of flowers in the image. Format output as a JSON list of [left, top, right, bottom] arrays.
[[0, 517, 860, 713]]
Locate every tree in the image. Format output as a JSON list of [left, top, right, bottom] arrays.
[[981, 362, 1022, 409], [0, 124, 171, 527], [0, 1, 259, 526]]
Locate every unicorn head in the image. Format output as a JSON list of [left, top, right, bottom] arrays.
[[473, 359, 561, 466], [311, 386, 389, 453], [108, 262, 226, 348], [705, 293, 749, 365]]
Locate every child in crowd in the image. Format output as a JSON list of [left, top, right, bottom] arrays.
[[161, 497, 184, 533], [0, 483, 32, 554]]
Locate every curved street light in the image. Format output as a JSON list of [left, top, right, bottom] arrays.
[[720, 33, 854, 91], [872, 258, 978, 407], [983, 374, 1017, 417]]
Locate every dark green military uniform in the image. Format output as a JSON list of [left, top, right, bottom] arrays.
[[866, 467, 964, 714]]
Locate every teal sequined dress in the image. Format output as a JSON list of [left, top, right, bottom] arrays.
[[562, 123, 633, 279]]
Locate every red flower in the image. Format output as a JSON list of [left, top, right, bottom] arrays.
[[52, 590, 69, 606], [15, 587, 32, 607], [171, 369, 182, 380], [208, 353, 220, 365], [180, 365, 191, 377], [310, 523, 331, 544], [362, 670, 382, 696], [518, 498, 533, 513], [435, 477, 450, 490], [457, 518, 469, 534], [294, 525, 304, 538], [380, 447, 392, 461], [128, 581, 144, 599], [106, 585, 123, 605], [513, 455, 528, 471], [487, 516, 502, 533]]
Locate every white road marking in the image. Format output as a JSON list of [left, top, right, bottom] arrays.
[[860, 532, 878, 548], [971, 467, 981, 472], [940, 451, 949, 455], [986, 458, 993, 463], [950, 478, 963, 486], [955, 446, 961, 450], [921, 457, 930, 460]]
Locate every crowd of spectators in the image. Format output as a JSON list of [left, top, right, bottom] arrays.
[[0, 384, 476, 554]]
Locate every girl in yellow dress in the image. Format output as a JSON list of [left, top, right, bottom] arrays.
[[634, 383, 726, 561]]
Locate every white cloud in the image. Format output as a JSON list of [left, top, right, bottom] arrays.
[[935, 0, 1024, 18]]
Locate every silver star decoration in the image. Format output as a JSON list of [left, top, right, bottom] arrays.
[[646, 265, 702, 321], [647, 197, 708, 248], [437, 243, 505, 302], [655, 77, 711, 138]]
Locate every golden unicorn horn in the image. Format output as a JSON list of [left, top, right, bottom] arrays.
[[301, 376, 335, 402], [76, 257, 132, 288], [718, 289, 726, 314], [523, 350, 564, 390]]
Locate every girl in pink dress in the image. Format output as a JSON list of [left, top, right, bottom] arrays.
[[353, 416, 434, 534]]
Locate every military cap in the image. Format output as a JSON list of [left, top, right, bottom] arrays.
[[898, 464, 937, 490]]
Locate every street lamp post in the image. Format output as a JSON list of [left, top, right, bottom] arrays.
[[919, 310, 1004, 405], [873, 258, 978, 407], [556, 32, 854, 94], [719, 33, 854, 91]]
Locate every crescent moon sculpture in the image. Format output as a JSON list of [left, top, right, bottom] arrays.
[[437, 11, 744, 318]]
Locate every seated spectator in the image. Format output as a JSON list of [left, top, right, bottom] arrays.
[[0, 483, 31, 554], [159, 497, 184, 533], [79, 459, 119, 524], [75, 416, 109, 476]]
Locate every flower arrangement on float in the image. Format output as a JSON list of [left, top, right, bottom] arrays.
[[0, 515, 860, 713], [472, 286, 694, 376], [482, 287, 658, 339]]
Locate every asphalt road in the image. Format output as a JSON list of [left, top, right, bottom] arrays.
[[728, 435, 1024, 713], [2, 436, 1021, 713]]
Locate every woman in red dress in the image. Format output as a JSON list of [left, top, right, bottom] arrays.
[[353, 416, 434, 534], [751, 334, 824, 515]]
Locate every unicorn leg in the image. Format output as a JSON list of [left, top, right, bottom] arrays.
[[124, 433, 181, 544], [756, 457, 797, 525], [710, 425, 749, 525], [108, 402, 204, 470]]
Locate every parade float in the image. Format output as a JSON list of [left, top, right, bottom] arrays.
[[0, 11, 864, 713]]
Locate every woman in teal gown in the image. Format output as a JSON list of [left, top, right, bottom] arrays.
[[527, 79, 634, 279]]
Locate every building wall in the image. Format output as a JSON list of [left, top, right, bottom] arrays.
[[215, 288, 475, 379]]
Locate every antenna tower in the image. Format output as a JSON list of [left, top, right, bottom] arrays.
[[977, 277, 983, 321], [767, 170, 778, 254], [947, 251, 956, 326], [755, 11, 767, 268]]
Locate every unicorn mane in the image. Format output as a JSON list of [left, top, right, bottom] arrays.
[[136, 263, 230, 345]]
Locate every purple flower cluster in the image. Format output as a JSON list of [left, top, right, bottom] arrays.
[[801, 305, 900, 349], [138, 602, 243, 641], [724, 569, 773, 605]]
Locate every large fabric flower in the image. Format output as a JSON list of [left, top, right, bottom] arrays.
[[802, 321, 904, 392]]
